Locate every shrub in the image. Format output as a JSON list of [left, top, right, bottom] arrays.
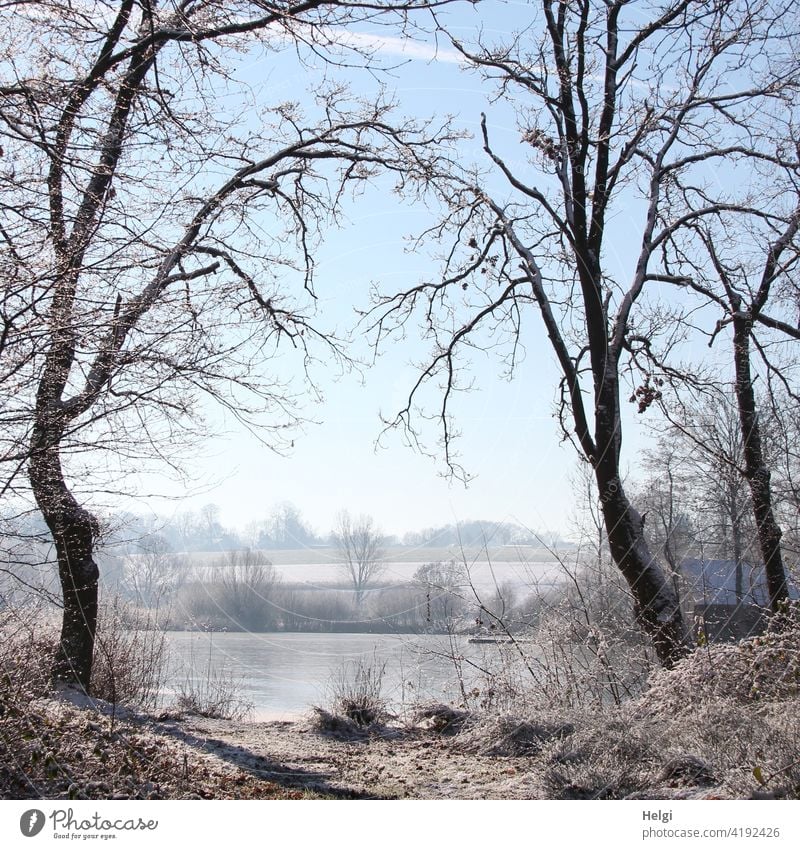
[[91, 597, 169, 709], [0, 605, 56, 701], [0, 597, 168, 710], [638, 611, 800, 714], [172, 672, 252, 721], [322, 655, 389, 729]]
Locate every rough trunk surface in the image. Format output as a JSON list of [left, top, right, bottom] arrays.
[[596, 470, 689, 667], [29, 427, 99, 692], [592, 371, 689, 667], [732, 314, 789, 613]]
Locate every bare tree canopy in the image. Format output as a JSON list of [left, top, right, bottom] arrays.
[[639, 394, 757, 602], [0, 0, 457, 691], [369, 0, 800, 665]]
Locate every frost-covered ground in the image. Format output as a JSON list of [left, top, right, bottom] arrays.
[[2, 622, 799, 800]]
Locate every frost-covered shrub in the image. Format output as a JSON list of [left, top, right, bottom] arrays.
[[637, 613, 800, 715]]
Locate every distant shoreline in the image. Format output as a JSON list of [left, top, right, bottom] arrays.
[[174, 544, 570, 566]]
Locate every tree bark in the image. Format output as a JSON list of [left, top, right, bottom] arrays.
[[29, 422, 99, 692], [732, 312, 790, 613], [729, 491, 745, 604], [592, 376, 689, 667], [596, 472, 688, 666], [583, 261, 689, 667]]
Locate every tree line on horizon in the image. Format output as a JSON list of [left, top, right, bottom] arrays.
[[0, 502, 552, 555]]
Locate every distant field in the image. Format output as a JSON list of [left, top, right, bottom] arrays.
[[183, 545, 567, 566]]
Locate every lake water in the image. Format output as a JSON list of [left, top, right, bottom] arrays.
[[163, 631, 511, 720], [159, 557, 570, 719]]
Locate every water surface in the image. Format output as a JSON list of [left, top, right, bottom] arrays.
[[163, 631, 502, 720]]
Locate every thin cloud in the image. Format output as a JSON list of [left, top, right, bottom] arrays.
[[319, 27, 464, 64]]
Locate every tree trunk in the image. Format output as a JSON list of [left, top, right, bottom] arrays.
[[660, 467, 685, 602], [729, 497, 745, 604], [732, 313, 790, 613], [593, 373, 689, 667], [595, 469, 689, 667], [29, 423, 99, 692]]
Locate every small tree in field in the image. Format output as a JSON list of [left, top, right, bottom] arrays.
[[332, 511, 384, 609], [217, 550, 279, 631]]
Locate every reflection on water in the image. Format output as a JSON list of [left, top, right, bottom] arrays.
[[163, 631, 493, 720]]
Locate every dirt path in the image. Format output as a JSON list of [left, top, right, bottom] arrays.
[[156, 713, 541, 799]]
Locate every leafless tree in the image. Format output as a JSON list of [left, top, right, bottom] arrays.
[[122, 533, 185, 610], [264, 501, 317, 548], [332, 510, 384, 608], [369, 0, 799, 665], [0, 0, 457, 692], [659, 210, 800, 614], [217, 549, 279, 631], [639, 396, 761, 602], [608, 0, 800, 616], [636, 443, 693, 587], [413, 560, 467, 628], [764, 391, 800, 561]]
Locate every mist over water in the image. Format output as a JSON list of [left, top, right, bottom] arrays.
[[195, 559, 563, 594], [156, 556, 568, 716]]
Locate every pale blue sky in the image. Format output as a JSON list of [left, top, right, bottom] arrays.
[[123, 2, 729, 539]]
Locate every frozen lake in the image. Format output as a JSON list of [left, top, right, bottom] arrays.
[[162, 631, 519, 720]]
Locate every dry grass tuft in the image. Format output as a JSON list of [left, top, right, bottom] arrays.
[[309, 707, 369, 739], [317, 655, 390, 730], [456, 713, 574, 757], [413, 702, 470, 735]]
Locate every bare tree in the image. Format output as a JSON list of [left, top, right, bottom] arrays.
[[263, 501, 317, 549], [765, 390, 800, 561], [607, 0, 800, 616], [660, 211, 800, 614], [638, 396, 759, 602], [0, 1, 457, 692], [217, 549, 279, 631], [332, 510, 384, 608], [369, 0, 799, 665], [122, 533, 185, 610], [413, 560, 467, 629], [636, 443, 692, 587]]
